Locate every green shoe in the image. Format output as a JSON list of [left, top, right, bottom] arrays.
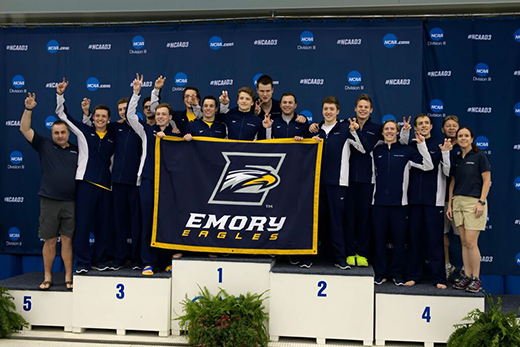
[[346, 255, 356, 267], [356, 254, 369, 267]]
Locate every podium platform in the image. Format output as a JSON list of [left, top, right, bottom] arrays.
[[269, 259, 375, 345], [0, 272, 73, 331], [375, 281, 485, 347], [72, 268, 171, 336], [170, 255, 273, 335]]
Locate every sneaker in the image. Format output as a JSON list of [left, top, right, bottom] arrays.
[[289, 257, 300, 265], [465, 277, 482, 293], [334, 262, 351, 270], [164, 265, 172, 274], [299, 261, 313, 268], [132, 265, 141, 271], [393, 277, 405, 286], [142, 266, 154, 276], [445, 263, 456, 280], [453, 275, 472, 290], [454, 268, 466, 283], [109, 263, 123, 271], [346, 255, 356, 267], [374, 277, 387, 285], [75, 266, 89, 274], [355, 254, 369, 267], [92, 264, 109, 271]]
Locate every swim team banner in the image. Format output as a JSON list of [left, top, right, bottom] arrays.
[[152, 137, 322, 254]]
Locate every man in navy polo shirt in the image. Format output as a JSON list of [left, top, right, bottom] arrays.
[[20, 92, 78, 290]]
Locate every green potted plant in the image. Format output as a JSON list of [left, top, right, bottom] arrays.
[[178, 287, 269, 347], [447, 295, 520, 347], [0, 287, 28, 338]]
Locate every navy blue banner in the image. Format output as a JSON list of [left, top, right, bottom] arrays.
[[152, 137, 321, 254]]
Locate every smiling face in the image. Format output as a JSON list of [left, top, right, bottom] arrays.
[[414, 115, 433, 138], [442, 119, 459, 139], [118, 102, 127, 119], [202, 99, 217, 120], [256, 83, 273, 104], [354, 99, 373, 122], [237, 92, 254, 112], [322, 103, 339, 125], [457, 128, 473, 150], [382, 121, 399, 143], [183, 88, 200, 109], [51, 123, 70, 148], [155, 106, 172, 128], [280, 95, 297, 116], [93, 109, 110, 131]]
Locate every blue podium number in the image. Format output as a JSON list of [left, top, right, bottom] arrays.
[[217, 268, 223, 283], [23, 296, 32, 311], [422, 306, 431, 323], [317, 281, 327, 297], [116, 283, 125, 299]]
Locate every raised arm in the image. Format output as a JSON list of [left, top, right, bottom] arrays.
[[81, 97, 92, 126], [346, 118, 366, 154], [409, 133, 433, 171], [398, 116, 411, 145], [126, 74, 146, 140], [55, 78, 83, 134], [20, 92, 37, 143], [150, 75, 165, 114], [439, 138, 452, 176]]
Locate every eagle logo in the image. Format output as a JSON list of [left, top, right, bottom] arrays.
[[208, 152, 285, 206]]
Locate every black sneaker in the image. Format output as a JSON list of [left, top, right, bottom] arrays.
[[334, 262, 351, 270], [92, 264, 109, 271], [393, 277, 405, 286], [453, 275, 472, 290], [374, 277, 387, 285], [299, 261, 313, 269], [465, 277, 482, 293]]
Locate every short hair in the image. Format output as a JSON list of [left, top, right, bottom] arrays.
[[93, 104, 110, 118], [117, 97, 129, 106], [442, 115, 459, 127], [355, 94, 373, 108], [413, 113, 431, 127], [183, 87, 200, 100], [155, 102, 173, 116], [256, 75, 273, 88], [322, 96, 340, 110], [142, 96, 151, 107], [280, 93, 297, 104], [51, 119, 69, 130], [382, 119, 400, 132], [202, 95, 218, 106], [237, 87, 255, 100]]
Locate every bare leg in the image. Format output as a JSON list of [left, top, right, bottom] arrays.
[[41, 238, 57, 289], [61, 235, 73, 287], [464, 230, 481, 278]]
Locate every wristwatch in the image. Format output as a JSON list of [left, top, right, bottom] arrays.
[[478, 200, 486, 206]]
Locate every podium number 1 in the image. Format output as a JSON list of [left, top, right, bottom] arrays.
[[217, 268, 223, 283], [422, 306, 431, 323], [317, 281, 327, 297]]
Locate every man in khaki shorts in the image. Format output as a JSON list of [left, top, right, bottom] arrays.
[[20, 92, 78, 290]]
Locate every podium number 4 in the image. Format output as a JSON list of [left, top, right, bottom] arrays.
[[317, 281, 327, 297], [422, 306, 431, 323]]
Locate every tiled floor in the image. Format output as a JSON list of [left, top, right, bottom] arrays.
[[5, 327, 443, 346]]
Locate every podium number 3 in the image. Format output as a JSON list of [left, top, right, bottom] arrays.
[[422, 306, 431, 323], [116, 283, 125, 299], [317, 281, 327, 297]]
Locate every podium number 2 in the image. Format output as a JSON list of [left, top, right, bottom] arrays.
[[217, 268, 223, 283], [422, 306, 431, 323], [317, 281, 327, 297], [23, 296, 32, 311], [116, 283, 125, 299]]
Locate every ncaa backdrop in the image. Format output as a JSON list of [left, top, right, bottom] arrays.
[[0, 19, 518, 276]]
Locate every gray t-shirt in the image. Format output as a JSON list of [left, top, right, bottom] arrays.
[[29, 132, 78, 201]]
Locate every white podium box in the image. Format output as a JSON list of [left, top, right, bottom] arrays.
[[0, 272, 73, 331], [171, 256, 273, 335], [375, 282, 485, 347], [269, 260, 375, 346], [72, 269, 171, 336]]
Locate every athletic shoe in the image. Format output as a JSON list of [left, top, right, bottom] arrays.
[[164, 265, 172, 274], [393, 277, 405, 286], [374, 277, 387, 285], [109, 264, 122, 271], [334, 262, 351, 270], [132, 265, 141, 271], [454, 268, 466, 283], [346, 255, 356, 267], [445, 264, 456, 280], [75, 266, 89, 274], [142, 266, 154, 276], [465, 277, 482, 293], [356, 254, 369, 267], [299, 261, 313, 268], [92, 264, 109, 271], [289, 257, 300, 265], [453, 275, 472, 290]]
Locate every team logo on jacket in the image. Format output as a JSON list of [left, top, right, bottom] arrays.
[[208, 152, 285, 206]]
